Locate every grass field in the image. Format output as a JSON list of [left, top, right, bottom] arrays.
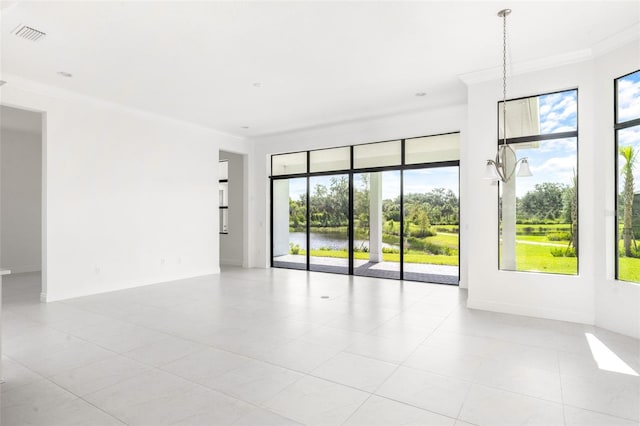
[[618, 257, 640, 283], [293, 222, 640, 281], [294, 223, 584, 275], [507, 243, 577, 275], [617, 239, 640, 283], [301, 249, 458, 266]]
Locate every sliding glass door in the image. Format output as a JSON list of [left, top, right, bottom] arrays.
[[402, 167, 459, 284], [309, 174, 350, 274], [353, 171, 401, 279], [270, 133, 460, 285], [272, 177, 307, 270]]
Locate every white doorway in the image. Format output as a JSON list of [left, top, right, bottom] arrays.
[[0, 105, 45, 300], [219, 150, 248, 267]]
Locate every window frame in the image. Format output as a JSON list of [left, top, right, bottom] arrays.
[[269, 132, 461, 284], [496, 88, 579, 275], [614, 69, 640, 283]]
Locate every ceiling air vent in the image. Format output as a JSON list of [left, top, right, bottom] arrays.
[[11, 24, 46, 41]]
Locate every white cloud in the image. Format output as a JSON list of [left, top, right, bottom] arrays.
[[536, 138, 577, 153], [519, 155, 577, 196], [539, 104, 551, 116], [618, 75, 640, 122], [619, 126, 640, 146], [539, 91, 577, 134], [532, 155, 576, 175]]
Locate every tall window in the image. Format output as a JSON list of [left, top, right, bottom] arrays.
[[615, 70, 640, 283], [498, 89, 578, 275]]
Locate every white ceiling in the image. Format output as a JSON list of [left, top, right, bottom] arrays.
[[1, 1, 638, 137]]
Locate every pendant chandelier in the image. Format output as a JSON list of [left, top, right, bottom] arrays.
[[484, 9, 532, 182]]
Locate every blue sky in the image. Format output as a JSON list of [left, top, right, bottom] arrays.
[[513, 90, 578, 197], [617, 71, 640, 193], [618, 71, 640, 123]]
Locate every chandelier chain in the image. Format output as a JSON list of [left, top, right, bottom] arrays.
[[502, 9, 507, 147]]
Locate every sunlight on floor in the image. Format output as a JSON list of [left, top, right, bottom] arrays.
[[585, 333, 638, 376]]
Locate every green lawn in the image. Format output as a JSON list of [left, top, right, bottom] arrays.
[[617, 240, 640, 283], [302, 249, 458, 266], [618, 257, 640, 283], [295, 223, 582, 274], [305, 243, 577, 273], [424, 233, 459, 249], [507, 243, 577, 275], [515, 234, 569, 244]]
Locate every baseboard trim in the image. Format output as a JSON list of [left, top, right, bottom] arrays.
[[466, 297, 594, 325], [1, 265, 41, 274], [45, 270, 221, 302]]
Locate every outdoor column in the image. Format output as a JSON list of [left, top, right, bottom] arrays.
[[369, 172, 383, 263], [272, 180, 290, 257], [501, 149, 517, 270]]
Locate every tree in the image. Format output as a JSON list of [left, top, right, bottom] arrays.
[[620, 146, 637, 257], [354, 174, 370, 233], [415, 209, 431, 237], [570, 170, 578, 253], [308, 176, 350, 227], [520, 182, 567, 221]]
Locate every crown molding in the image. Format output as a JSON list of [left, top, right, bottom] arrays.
[[459, 24, 640, 86], [0, 73, 244, 142], [458, 49, 593, 86], [591, 22, 640, 57]]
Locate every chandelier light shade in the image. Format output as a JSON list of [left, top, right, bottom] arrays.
[[484, 9, 532, 183]]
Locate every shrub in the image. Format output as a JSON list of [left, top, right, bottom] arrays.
[[435, 226, 459, 234], [547, 232, 572, 241], [382, 247, 400, 254], [289, 243, 300, 255], [413, 227, 437, 238], [406, 237, 451, 255], [623, 246, 640, 258], [550, 247, 576, 257]]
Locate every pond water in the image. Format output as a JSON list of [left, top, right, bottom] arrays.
[[289, 232, 397, 250]]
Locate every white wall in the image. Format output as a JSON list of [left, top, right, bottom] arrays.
[[219, 150, 245, 266], [465, 41, 640, 337], [1, 127, 42, 273], [0, 75, 249, 301], [249, 105, 468, 287], [465, 58, 597, 325], [593, 41, 640, 339]]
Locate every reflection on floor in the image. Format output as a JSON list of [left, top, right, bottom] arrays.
[[273, 254, 458, 284], [2, 268, 639, 426]]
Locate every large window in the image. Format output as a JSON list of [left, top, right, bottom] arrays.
[[615, 70, 640, 283], [270, 134, 460, 284], [498, 89, 578, 275]]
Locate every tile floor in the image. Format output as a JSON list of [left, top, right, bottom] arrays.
[[1, 268, 639, 426]]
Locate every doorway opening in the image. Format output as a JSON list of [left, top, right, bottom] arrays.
[[0, 105, 46, 301], [219, 150, 248, 268]]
